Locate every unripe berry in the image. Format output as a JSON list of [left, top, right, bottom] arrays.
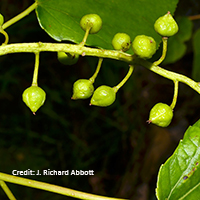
[[112, 33, 131, 52], [154, 12, 178, 37], [22, 86, 46, 114], [0, 14, 4, 26], [80, 14, 102, 34], [132, 35, 156, 59], [72, 79, 94, 100], [90, 85, 116, 107], [147, 103, 173, 127], [57, 52, 79, 65]]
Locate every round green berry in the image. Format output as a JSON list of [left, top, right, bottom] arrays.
[[112, 33, 131, 52], [90, 85, 116, 107], [72, 79, 94, 100], [80, 14, 102, 34], [57, 52, 79, 65], [132, 35, 156, 59], [147, 103, 173, 127], [22, 86, 46, 114], [0, 14, 4, 26], [154, 12, 178, 37]]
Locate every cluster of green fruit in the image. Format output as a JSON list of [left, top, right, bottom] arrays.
[[21, 11, 178, 128]]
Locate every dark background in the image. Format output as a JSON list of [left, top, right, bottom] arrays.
[[0, 0, 200, 199]]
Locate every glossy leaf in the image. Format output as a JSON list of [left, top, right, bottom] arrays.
[[156, 119, 200, 200], [192, 28, 200, 81], [35, 0, 178, 51]]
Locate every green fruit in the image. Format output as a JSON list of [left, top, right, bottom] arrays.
[[148, 103, 173, 127], [72, 79, 94, 100], [80, 14, 102, 34], [57, 52, 79, 65], [112, 33, 131, 52], [132, 35, 156, 59], [154, 12, 178, 37], [0, 14, 4, 26], [22, 86, 46, 114], [90, 85, 116, 107]]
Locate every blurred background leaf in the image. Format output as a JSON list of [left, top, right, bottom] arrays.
[[192, 28, 200, 81]]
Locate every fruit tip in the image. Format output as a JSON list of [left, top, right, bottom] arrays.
[[33, 112, 36, 115], [146, 120, 152, 124], [71, 96, 76, 100]]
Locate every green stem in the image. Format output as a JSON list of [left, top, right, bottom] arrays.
[[153, 37, 168, 66], [0, 42, 134, 63], [135, 58, 200, 94], [0, 28, 9, 45], [170, 80, 179, 110], [89, 58, 103, 83], [113, 65, 134, 92], [0, 180, 17, 200], [0, 172, 127, 200], [32, 52, 40, 86], [0, 42, 200, 95], [2, 2, 38, 30], [79, 26, 92, 46]]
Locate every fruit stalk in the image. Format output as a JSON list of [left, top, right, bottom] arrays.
[[2, 2, 38, 30], [113, 65, 134, 92], [0, 28, 9, 45], [79, 26, 92, 46], [153, 37, 168, 66], [32, 52, 40, 86], [89, 58, 103, 83], [170, 80, 179, 110], [0, 180, 17, 200]]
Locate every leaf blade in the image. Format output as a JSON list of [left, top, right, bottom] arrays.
[[156, 119, 200, 200], [35, 0, 179, 51]]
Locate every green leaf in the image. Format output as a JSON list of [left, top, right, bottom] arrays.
[[162, 16, 193, 65], [156, 119, 200, 200], [192, 28, 200, 81], [35, 0, 179, 51]]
